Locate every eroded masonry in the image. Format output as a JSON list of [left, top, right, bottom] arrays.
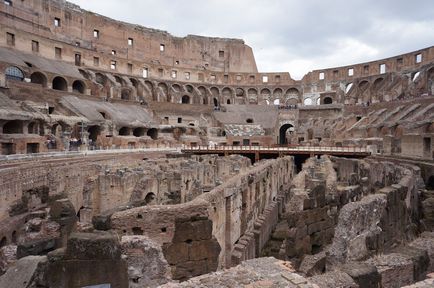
[[0, 0, 434, 287]]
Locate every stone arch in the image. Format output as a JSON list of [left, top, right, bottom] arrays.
[[172, 84, 182, 93], [119, 127, 130, 136], [52, 76, 68, 91], [121, 88, 132, 100], [78, 69, 91, 80], [260, 88, 271, 105], [133, 127, 145, 137], [181, 95, 191, 104], [323, 97, 333, 104], [222, 87, 233, 103], [30, 72, 47, 87], [210, 87, 220, 98], [236, 88, 245, 97], [303, 98, 313, 105], [130, 78, 139, 89], [197, 86, 208, 105], [273, 88, 283, 99], [72, 80, 86, 94], [95, 73, 107, 85], [372, 77, 385, 92], [143, 80, 155, 101], [5, 66, 24, 81], [158, 83, 170, 102], [247, 88, 258, 104], [114, 75, 125, 86], [144, 192, 156, 205], [88, 125, 101, 142], [279, 122, 295, 145], [185, 84, 194, 93], [28, 122, 38, 134], [146, 128, 158, 140], [3, 120, 23, 134]]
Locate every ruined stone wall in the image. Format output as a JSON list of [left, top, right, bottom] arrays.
[[110, 156, 295, 280]]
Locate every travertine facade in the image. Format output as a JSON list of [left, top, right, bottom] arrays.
[[0, 0, 433, 287]]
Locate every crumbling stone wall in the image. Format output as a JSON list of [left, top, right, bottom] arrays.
[[110, 156, 295, 280]]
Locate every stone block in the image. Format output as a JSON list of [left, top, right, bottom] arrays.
[[65, 231, 121, 260], [172, 220, 213, 243]]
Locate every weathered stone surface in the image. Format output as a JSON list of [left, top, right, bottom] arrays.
[[159, 257, 320, 287], [0, 245, 17, 275], [0, 256, 47, 288], [339, 262, 380, 288], [65, 231, 121, 260], [298, 251, 326, 276], [121, 235, 171, 288], [309, 270, 358, 288]]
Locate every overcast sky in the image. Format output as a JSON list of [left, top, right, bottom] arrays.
[[69, 0, 434, 79]]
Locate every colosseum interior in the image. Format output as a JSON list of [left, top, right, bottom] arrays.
[[0, 0, 434, 287]]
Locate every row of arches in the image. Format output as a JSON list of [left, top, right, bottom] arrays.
[[5, 67, 86, 94], [118, 127, 158, 139], [1, 120, 42, 135]]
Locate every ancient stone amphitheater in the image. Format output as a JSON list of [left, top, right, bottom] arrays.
[[0, 0, 433, 287]]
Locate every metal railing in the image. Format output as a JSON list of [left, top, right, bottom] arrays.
[[181, 144, 369, 153]]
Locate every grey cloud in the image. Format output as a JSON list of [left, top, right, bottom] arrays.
[[69, 0, 434, 79]]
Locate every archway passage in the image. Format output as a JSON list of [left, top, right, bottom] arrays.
[[88, 125, 100, 142], [323, 97, 333, 104], [52, 76, 67, 91], [3, 120, 23, 134], [146, 128, 158, 140], [30, 72, 47, 87], [144, 192, 156, 205], [72, 80, 85, 94], [279, 124, 294, 145], [181, 95, 190, 104]]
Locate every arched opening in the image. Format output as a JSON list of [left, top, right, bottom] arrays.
[[52, 76, 67, 91], [95, 73, 107, 85], [144, 192, 156, 205], [146, 128, 158, 140], [236, 88, 244, 97], [303, 98, 313, 106], [30, 72, 47, 87], [246, 118, 254, 124], [133, 127, 145, 137], [5, 66, 24, 81], [279, 124, 294, 145], [226, 99, 231, 104], [130, 78, 139, 89], [181, 95, 190, 104], [119, 127, 130, 136], [114, 75, 124, 86], [172, 84, 182, 93], [323, 97, 333, 104], [3, 120, 23, 134], [158, 83, 169, 102], [121, 89, 131, 100], [213, 97, 219, 107], [185, 85, 194, 93], [72, 80, 85, 94], [28, 122, 38, 134], [0, 237, 6, 248], [88, 125, 100, 142]]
